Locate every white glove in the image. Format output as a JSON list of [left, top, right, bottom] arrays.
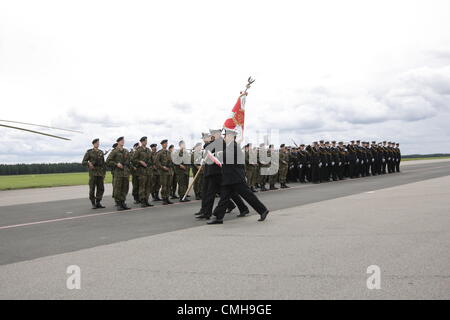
[[372, 158, 375, 162], [382, 158, 385, 163], [361, 160, 364, 164], [356, 159, 359, 163], [319, 162, 322, 167], [299, 164, 302, 168], [308, 164, 311, 168], [338, 162, 341, 166], [331, 162, 335, 166]]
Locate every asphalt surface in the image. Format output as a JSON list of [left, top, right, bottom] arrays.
[[0, 172, 449, 299], [0, 160, 449, 267]]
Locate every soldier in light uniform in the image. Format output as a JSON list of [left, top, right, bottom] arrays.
[[82, 138, 106, 209], [191, 142, 204, 200], [155, 139, 174, 205], [132, 136, 154, 207], [174, 140, 191, 202], [106, 136, 131, 211]]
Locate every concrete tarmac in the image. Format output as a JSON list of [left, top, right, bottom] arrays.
[[0, 160, 449, 299]]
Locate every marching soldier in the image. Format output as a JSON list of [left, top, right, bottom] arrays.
[[82, 138, 106, 209], [174, 140, 191, 202], [106, 136, 131, 211], [155, 139, 174, 205], [132, 136, 154, 207], [196, 129, 249, 220], [208, 129, 269, 225], [279, 144, 289, 188]]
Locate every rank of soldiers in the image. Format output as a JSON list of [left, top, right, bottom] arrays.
[[82, 136, 401, 211]]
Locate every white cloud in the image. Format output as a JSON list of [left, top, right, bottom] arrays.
[[1, 0, 450, 163]]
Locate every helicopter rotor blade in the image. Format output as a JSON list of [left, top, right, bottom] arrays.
[[0, 124, 71, 141], [0, 119, 82, 133]]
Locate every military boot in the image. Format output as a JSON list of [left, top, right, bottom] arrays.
[[96, 200, 105, 208], [121, 201, 131, 210], [162, 198, 173, 205], [91, 200, 97, 209], [170, 193, 179, 199], [269, 184, 278, 190], [153, 192, 162, 201], [260, 184, 267, 192]]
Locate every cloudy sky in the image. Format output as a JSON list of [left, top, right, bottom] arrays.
[[1, 0, 450, 163]]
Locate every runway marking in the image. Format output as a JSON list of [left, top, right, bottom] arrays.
[[0, 199, 201, 231]]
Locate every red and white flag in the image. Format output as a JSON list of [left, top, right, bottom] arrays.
[[223, 93, 246, 142]]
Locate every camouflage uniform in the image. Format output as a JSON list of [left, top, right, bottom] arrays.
[[106, 147, 130, 203], [278, 148, 289, 186], [155, 148, 174, 200], [132, 145, 154, 205], [150, 149, 161, 200], [82, 148, 106, 206]]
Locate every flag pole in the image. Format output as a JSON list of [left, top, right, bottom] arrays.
[[182, 165, 203, 201]]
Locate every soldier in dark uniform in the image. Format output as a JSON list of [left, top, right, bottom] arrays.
[[395, 143, 401, 172], [381, 141, 388, 174], [82, 138, 106, 209], [208, 129, 269, 225], [297, 144, 308, 183], [106, 136, 131, 211], [279, 144, 289, 188], [149, 143, 162, 201], [318, 140, 327, 182], [330, 141, 340, 181], [347, 141, 357, 178], [131, 136, 154, 207], [130, 142, 140, 204], [309, 142, 321, 183], [370, 141, 379, 175], [337, 142, 348, 179]]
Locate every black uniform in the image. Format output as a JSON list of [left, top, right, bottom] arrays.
[[212, 140, 268, 221], [199, 139, 248, 218]]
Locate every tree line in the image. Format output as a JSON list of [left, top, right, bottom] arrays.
[[0, 153, 449, 176], [0, 163, 86, 175]]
